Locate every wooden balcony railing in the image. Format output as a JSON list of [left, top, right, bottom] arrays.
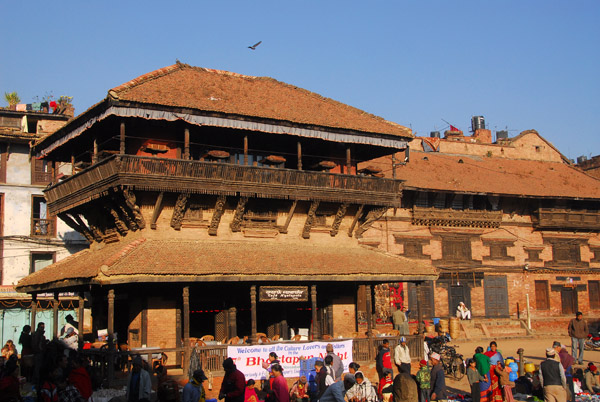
[[45, 155, 402, 214], [31, 218, 55, 237], [535, 208, 600, 230], [412, 206, 503, 228]]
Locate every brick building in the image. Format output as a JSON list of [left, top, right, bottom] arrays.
[[360, 126, 600, 326], [16, 63, 437, 362], [0, 106, 87, 345]]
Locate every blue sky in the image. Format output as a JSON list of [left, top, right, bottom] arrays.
[[1, 1, 598, 159]]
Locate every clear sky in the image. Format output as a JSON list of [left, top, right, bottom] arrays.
[[1, 1, 598, 160]]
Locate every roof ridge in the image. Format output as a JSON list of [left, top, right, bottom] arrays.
[[104, 238, 147, 267], [109, 64, 184, 97]]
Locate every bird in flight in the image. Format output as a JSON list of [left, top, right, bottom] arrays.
[[248, 41, 262, 50]]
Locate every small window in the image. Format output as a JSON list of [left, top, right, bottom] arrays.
[[484, 242, 515, 261], [442, 237, 472, 261], [30, 252, 55, 274], [590, 281, 600, 310], [535, 146, 541, 153], [552, 243, 581, 263], [31, 158, 53, 185], [31, 195, 55, 237]]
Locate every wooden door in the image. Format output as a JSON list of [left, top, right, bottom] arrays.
[[534, 280, 550, 310], [561, 288, 578, 315], [449, 285, 471, 316], [408, 281, 435, 319], [484, 276, 509, 317]]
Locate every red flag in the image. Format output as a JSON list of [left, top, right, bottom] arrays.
[[450, 125, 460, 132]]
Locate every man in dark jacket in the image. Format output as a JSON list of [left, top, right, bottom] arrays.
[[376, 339, 393, 381], [219, 358, 246, 402], [393, 367, 419, 402], [326, 344, 344, 381], [315, 360, 328, 400], [539, 348, 567, 402], [429, 353, 446, 401], [567, 312, 588, 365]]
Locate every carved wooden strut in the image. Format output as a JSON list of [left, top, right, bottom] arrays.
[[230, 197, 248, 232], [171, 194, 189, 230], [123, 188, 146, 230], [330, 203, 348, 237], [302, 201, 320, 239], [208, 195, 227, 236], [355, 207, 388, 238]]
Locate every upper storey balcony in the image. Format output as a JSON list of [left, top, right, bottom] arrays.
[[45, 154, 402, 215]]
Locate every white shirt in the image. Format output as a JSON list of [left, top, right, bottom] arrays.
[[394, 344, 411, 365]]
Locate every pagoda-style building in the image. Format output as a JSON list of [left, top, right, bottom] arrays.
[[17, 63, 436, 367]]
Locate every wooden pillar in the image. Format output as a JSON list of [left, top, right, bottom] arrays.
[[184, 128, 190, 160], [297, 141, 302, 170], [311, 285, 318, 340], [78, 293, 85, 342], [228, 307, 237, 338], [92, 138, 98, 164], [107, 289, 115, 386], [71, 155, 75, 176], [250, 286, 257, 340], [52, 292, 59, 339], [31, 294, 37, 331], [416, 282, 424, 335], [346, 146, 352, 174], [365, 285, 373, 338], [183, 287, 190, 373], [327, 305, 334, 337], [243, 136, 249, 165], [119, 122, 126, 154]]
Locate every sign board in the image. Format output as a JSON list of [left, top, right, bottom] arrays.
[[259, 286, 308, 302], [227, 340, 353, 380]]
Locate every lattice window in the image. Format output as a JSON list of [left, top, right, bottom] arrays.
[[484, 242, 515, 261], [441, 237, 472, 261], [552, 243, 581, 263], [31, 158, 53, 185], [31, 195, 55, 237]]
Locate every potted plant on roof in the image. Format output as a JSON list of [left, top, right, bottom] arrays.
[[56, 95, 74, 116], [4, 92, 20, 110]]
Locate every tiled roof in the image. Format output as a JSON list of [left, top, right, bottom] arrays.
[[107, 62, 412, 138], [16, 238, 436, 291], [363, 151, 600, 199]]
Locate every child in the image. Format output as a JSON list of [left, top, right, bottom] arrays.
[[289, 376, 309, 402], [416, 359, 431, 402], [245, 379, 258, 402], [467, 358, 486, 402], [378, 369, 394, 402]]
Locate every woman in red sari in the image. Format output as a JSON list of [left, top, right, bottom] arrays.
[[484, 341, 504, 402]]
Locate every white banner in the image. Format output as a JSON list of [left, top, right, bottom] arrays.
[[227, 340, 353, 380]]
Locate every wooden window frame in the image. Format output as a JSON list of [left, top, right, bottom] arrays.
[[31, 195, 56, 237], [29, 251, 56, 274], [31, 157, 54, 186], [0, 145, 6, 184], [441, 236, 473, 262], [589, 280, 600, 310], [483, 241, 515, 261]]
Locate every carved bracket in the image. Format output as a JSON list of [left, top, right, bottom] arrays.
[[355, 207, 388, 238], [302, 201, 320, 239], [230, 197, 248, 232], [278, 200, 298, 234], [106, 205, 129, 236], [123, 188, 146, 230], [208, 195, 227, 236], [171, 194, 189, 231], [330, 203, 348, 237]]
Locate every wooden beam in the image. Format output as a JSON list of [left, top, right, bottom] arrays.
[[183, 287, 190, 373], [120, 122, 126, 154], [243, 136, 248, 165], [176, 305, 182, 366], [31, 294, 37, 331], [208, 195, 226, 236], [230, 197, 248, 232], [250, 286, 257, 340], [311, 285, 318, 340], [52, 292, 59, 339], [330, 203, 348, 237], [92, 138, 98, 164], [228, 307, 237, 338], [348, 205, 364, 237], [71, 155, 75, 176], [150, 192, 164, 230], [302, 201, 320, 239], [346, 146, 351, 174], [78, 293, 84, 342], [279, 200, 297, 234], [107, 288, 115, 386], [365, 285, 373, 338], [297, 141, 302, 170], [184, 128, 190, 160], [416, 283, 423, 335]]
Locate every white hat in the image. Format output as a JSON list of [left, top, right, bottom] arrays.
[[546, 348, 556, 356], [430, 352, 441, 361]]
